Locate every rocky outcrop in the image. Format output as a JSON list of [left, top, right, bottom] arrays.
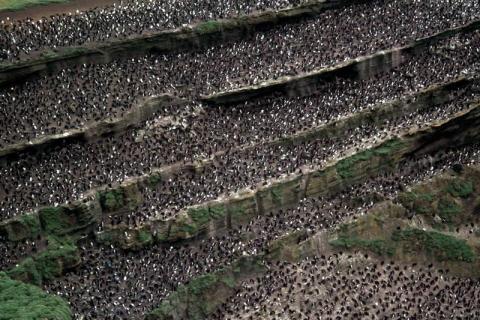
[[95, 79, 480, 249], [1, 77, 475, 247], [202, 20, 480, 105], [0, 198, 101, 242], [0, 94, 183, 162], [6, 237, 81, 286], [147, 165, 480, 319], [146, 229, 312, 320], [0, 0, 364, 87], [326, 165, 480, 278], [146, 255, 266, 320]]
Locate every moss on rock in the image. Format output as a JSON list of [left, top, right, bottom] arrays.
[[0, 214, 41, 242], [7, 237, 80, 286], [335, 138, 405, 179], [38, 207, 69, 235], [99, 190, 125, 212], [195, 20, 222, 34]]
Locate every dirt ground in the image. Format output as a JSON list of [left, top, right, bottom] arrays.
[[0, 0, 119, 21]]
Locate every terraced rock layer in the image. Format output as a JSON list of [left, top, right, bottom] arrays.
[[91, 99, 480, 247], [1, 73, 477, 249], [147, 166, 480, 319], [203, 19, 480, 105], [0, 94, 182, 161], [0, 0, 361, 87]]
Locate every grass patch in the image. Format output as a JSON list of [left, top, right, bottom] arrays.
[[270, 186, 283, 205], [0, 272, 72, 320], [209, 205, 225, 219], [445, 180, 474, 198], [189, 207, 211, 226], [229, 203, 246, 219], [392, 228, 475, 262], [336, 138, 405, 179], [148, 174, 161, 187], [0, 0, 69, 12], [438, 198, 462, 224], [146, 258, 256, 320], [189, 205, 226, 227], [195, 20, 222, 34], [188, 273, 218, 295], [399, 191, 434, 215], [330, 236, 395, 256]]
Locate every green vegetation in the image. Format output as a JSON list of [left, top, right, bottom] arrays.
[[438, 198, 462, 224], [137, 230, 153, 246], [330, 236, 395, 256], [178, 222, 197, 235], [148, 256, 265, 320], [148, 174, 161, 187], [270, 185, 283, 205], [195, 20, 222, 34], [445, 180, 474, 198], [0, 214, 41, 242], [189, 207, 211, 226], [392, 228, 475, 262], [169, 205, 227, 240], [6, 258, 41, 286], [399, 191, 434, 215], [336, 150, 373, 179], [19, 215, 41, 238], [220, 273, 236, 288], [229, 203, 245, 217], [148, 271, 235, 320], [332, 228, 475, 263], [38, 207, 70, 235], [0, 272, 72, 320], [8, 237, 79, 286], [0, 0, 69, 12], [186, 205, 226, 232], [398, 175, 477, 229], [336, 138, 405, 179], [99, 190, 124, 212], [209, 205, 225, 219]]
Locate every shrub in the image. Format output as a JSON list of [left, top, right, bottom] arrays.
[[0, 272, 72, 320], [99, 190, 124, 212]]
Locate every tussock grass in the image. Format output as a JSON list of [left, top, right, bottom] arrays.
[[0, 0, 69, 12]]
